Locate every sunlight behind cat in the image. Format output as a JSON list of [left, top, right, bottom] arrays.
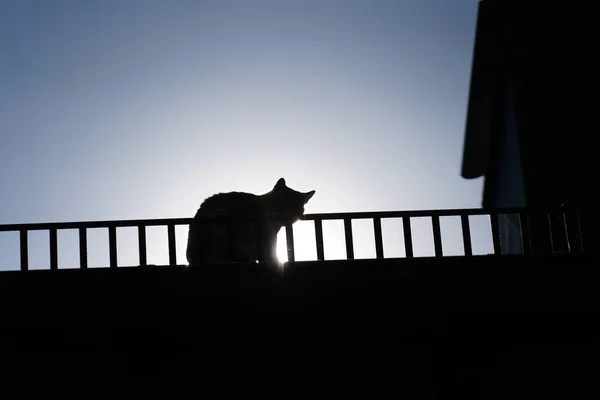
[[275, 222, 320, 263], [275, 221, 348, 263], [276, 233, 287, 263]]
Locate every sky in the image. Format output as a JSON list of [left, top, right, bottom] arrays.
[[0, 0, 493, 270]]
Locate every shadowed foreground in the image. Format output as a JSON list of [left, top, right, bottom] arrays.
[[1, 254, 597, 398]]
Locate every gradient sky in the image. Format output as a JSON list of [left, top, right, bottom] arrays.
[[0, 0, 492, 270]]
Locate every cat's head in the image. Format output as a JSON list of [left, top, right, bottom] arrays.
[[267, 178, 315, 225]]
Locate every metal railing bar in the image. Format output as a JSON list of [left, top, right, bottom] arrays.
[[0, 218, 193, 232], [314, 219, 325, 261], [577, 211, 584, 252], [403, 217, 414, 258], [79, 228, 88, 269], [373, 217, 384, 259], [167, 224, 177, 266], [547, 212, 555, 253], [49, 228, 58, 270], [138, 225, 147, 266], [519, 212, 532, 254], [490, 213, 502, 255], [562, 212, 572, 253], [108, 226, 118, 268], [285, 224, 295, 262], [560, 211, 573, 253], [563, 210, 583, 253], [344, 218, 354, 260], [460, 215, 473, 256], [431, 216, 443, 257], [301, 206, 567, 221], [20, 230, 28, 271], [0, 206, 571, 232]]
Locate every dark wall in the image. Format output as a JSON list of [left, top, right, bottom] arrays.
[[1, 255, 597, 397]]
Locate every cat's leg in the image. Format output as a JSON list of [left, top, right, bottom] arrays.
[[265, 239, 281, 268], [185, 223, 198, 266], [258, 230, 281, 270], [186, 224, 209, 266], [186, 219, 219, 266]]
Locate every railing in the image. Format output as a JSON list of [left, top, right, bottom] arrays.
[[0, 206, 585, 271], [0, 217, 190, 271], [289, 207, 584, 262]]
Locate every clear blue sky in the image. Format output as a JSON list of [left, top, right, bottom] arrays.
[[0, 0, 493, 270]]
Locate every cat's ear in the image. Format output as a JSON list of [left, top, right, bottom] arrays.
[[304, 190, 315, 203], [275, 178, 286, 188]]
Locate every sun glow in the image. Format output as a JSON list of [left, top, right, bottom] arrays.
[[276, 220, 351, 264]]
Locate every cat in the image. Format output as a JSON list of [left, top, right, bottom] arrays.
[[186, 178, 315, 268]]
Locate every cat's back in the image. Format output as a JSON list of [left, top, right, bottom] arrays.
[[187, 191, 267, 264], [195, 191, 265, 219]]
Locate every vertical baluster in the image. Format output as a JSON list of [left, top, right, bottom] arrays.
[[373, 217, 384, 259], [490, 213, 502, 255], [576, 211, 584, 252], [431, 215, 443, 257], [344, 218, 354, 260], [460, 215, 473, 256], [561, 210, 574, 253], [286, 224, 295, 263], [560, 211, 572, 253], [79, 228, 88, 269], [49, 228, 58, 270], [547, 212, 555, 253], [314, 219, 324, 261], [20, 230, 28, 271], [167, 224, 177, 265], [519, 212, 532, 254], [138, 225, 147, 266], [403, 217, 413, 258], [109, 226, 118, 268]]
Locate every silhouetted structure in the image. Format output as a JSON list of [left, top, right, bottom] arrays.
[[461, 0, 597, 254]]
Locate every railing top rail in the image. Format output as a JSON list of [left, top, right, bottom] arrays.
[[0, 205, 571, 232], [304, 208, 489, 220], [0, 218, 193, 232], [304, 205, 575, 220]]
